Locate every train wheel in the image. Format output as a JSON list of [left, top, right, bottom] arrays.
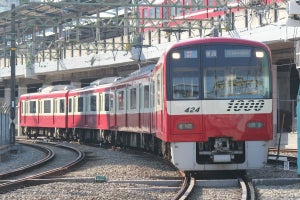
[[154, 139, 162, 156], [162, 142, 171, 160]]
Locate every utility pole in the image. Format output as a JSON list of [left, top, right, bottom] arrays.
[[10, 3, 16, 144]]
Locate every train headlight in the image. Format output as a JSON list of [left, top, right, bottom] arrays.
[[178, 123, 194, 130], [247, 121, 264, 128], [255, 51, 264, 58], [172, 52, 181, 59]]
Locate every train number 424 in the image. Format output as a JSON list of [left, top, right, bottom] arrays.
[[184, 107, 200, 113]]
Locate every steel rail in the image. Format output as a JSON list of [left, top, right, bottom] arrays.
[[0, 142, 85, 193]]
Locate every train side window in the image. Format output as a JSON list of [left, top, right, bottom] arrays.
[[150, 7, 155, 18], [39, 100, 42, 114], [118, 91, 124, 111], [170, 6, 176, 17], [130, 88, 137, 110], [54, 99, 57, 113], [157, 74, 161, 106], [44, 100, 51, 113], [155, 7, 160, 18], [60, 99, 65, 113], [90, 95, 96, 112], [22, 101, 25, 114], [78, 97, 84, 112], [110, 92, 114, 111], [185, 0, 190, 14], [192, 0, 203, 12], [29, 101, 36, 113], [68, 98, 72, 113], [144, 85, 150, 108], [163, 6, 167, 19], [208, 0, 214, 6], [143, 8, 148, 18], [105, 93, 110, 111]]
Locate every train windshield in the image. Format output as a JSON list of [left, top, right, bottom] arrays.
[[168, 44, 271, 100]]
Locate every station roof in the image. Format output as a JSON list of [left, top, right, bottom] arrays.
[[0, 1, 131, 33]]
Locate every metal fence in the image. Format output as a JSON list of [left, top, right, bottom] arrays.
[[0, 104, 10, 145], [278, 99, 297, 133]]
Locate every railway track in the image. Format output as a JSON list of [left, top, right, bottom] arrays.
[[0, 142, 54, 180], [2, 139, 265, 199], [0, 141, 85, 193], [174, 171, 255, 200], [268, 148, 298, 168]]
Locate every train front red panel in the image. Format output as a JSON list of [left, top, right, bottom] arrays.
[[167, 113, 272, 142], [164, 99, 273, 143]]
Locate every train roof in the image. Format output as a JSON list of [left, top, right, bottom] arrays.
[[38, 85, 77, 93], [118, 64, 155, 83], [90, 77, 122, 86], [166, 37, 270, 52]]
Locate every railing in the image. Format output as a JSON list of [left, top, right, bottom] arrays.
[[278, 99, 297, 133]]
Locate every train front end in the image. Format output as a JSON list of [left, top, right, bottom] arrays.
[[165, 38, 273, 171]]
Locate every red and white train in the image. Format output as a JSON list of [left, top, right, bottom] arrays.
[[138, 0, 282, 32], [19, 37, 273, 171]]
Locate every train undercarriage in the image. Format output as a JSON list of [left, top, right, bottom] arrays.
[[21, 126, 172, 159], [22, 126, 266, 171], [196, 138, 245, 164], [22, 127, 245, 165]]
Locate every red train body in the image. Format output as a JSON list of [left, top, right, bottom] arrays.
[[138, 0, 282, 32], [19, 37, 273, 171]]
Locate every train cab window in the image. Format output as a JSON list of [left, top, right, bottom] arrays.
[[90, 95, 96, 112], [68, 99, 72, 113], [169, 49, 200, 100], [203, 46, 271, 99], [44, 100, 51, 113], [78, 97, 84, 112], [105, 93, 110, 111], [130, 88, 137, 110], [29, 101, 36, 113], [59, 99, 65, 113]]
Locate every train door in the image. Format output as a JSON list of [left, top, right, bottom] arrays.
[[154, 71, 164, 137], [84, 95, 88, 126], [97, 93, 101, 127], [138, 84, 142, 129], [141, 83, 151, 133], [68, 97, 74, 127], [21, 101, 26, 124], [53, 99, 56, 125], [150, 80, 155, 133], [116, 89, 127, 129], [109, 90, 116, 129]]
